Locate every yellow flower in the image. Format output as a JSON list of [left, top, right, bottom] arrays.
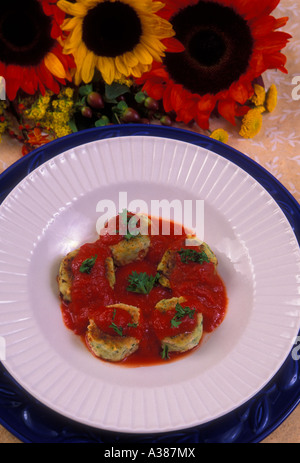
[[0, 101, 8, 116], [265, 84, 278, 112], [57, 0, 176, 85], [251, 84, 266, 107], [63, 88, 74, 99], [239, 107, 264, 139], [25, 91, 53, 121], [0, 121, 7, 135], [210, 129, 229, 144]]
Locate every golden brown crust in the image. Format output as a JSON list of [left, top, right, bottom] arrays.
[[110, 234, 150, 266], [86, 304, 141, 362], [57, 249, 79, 303]]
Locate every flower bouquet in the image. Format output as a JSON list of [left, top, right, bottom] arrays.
[[0, 0, 291, 154]]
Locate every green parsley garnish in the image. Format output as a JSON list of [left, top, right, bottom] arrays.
[[178, 248, 210, 264], [161, 344, 170, 360], [79, 255, 97, 274], [127, 322, 138, 328], [127, 271, 160, 295], [119, 209, 139, 240], [171, 303, 195, 328], [109, 322, 123, 337]]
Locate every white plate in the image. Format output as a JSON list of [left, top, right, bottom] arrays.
[[0, 135, 300, 434]]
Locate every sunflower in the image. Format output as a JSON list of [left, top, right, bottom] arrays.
[[57, 0, 183, 85], [0, 0, 75, 101], [136, 0, 291, 129]]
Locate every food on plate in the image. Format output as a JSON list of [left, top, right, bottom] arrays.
[[110, 234, 150, 267], [86, 304, 142, 362], [57, 249, 79, 302], [57, 211, 227, 365], [157, 237, 218, 289], [104, 257, 116, 289], [153, 297, 203, 357]]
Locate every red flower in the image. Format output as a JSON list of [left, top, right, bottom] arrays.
[[0, 0, 75, 101], [27, 127, 51, 147], [136, 0, 291, 129]]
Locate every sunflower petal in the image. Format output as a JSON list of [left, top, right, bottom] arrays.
[[98, 57, 116, 85], [123, 51, 139, 68], [57, 0, 87, 17], [115, 56, 131, 76], [44, 52, 67, 79], [81, 51, 96, 83], [133, 44, 154, 65]]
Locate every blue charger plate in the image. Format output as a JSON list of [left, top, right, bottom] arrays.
[[0, 124, 299, 443]]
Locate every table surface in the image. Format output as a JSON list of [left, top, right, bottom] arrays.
[[0, 0, 299, 444]]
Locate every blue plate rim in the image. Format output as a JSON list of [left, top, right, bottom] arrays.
[[0, 124, 299, 443]]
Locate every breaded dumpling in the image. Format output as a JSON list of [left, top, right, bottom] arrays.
[[186, 236, 218, 267], [58, 252, 116, 302], [104, 256, 116, 289], [57, 249, 79, 302], [155, 297, 203, 354], [86, 304, 141, 362], [110, 234, 150, 267], [157, 237, 218, 288]]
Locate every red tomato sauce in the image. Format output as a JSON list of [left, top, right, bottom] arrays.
[[60, 215, 228, 366]]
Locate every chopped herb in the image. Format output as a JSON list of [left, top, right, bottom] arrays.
[[119, 208, 129, 227], [119, 209, 139, 240], [127, 271, 160, 294], [127, 322, 138, 328], [112, 308, 116, 320], [161, 344, 170, 360], [79, 255, 97, 274], [170, 303, 195, 328], [109, 322, 123, 337], [178, 248, 210, 264]]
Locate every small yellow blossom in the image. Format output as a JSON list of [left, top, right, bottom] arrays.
[[25, 91, 53, 121], [239, 107, 264, 139], [24, 87, 75, 141], [115, 77, 133, 87], [0, 121, 8, 137], [0, 101, 7, 116], [210, 128, 229, 144], [251, 84, 266, 106], [63, 87, 74, 99], [265, 84, 278, 113]]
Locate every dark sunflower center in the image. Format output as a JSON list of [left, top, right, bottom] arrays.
[[82, 1, 142, 57], [0, 0, 54, 66], [189, 29, 226, 66], [164, 0, 254, 95]]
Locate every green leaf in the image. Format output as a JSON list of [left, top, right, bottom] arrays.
[[127, 322, 138, 328], [68, 118, 78, 133], [79, 84, 93, 97], [105, 82, 130, 102], [95, 116, 110, 127], [117, 100, 128, 112], [178, 248, 210, 264], [109, 322, 123, 337], [118, 209, 139, 240], [170, 303, 195, 328], [127, 271, 160, 295], [79, 255, 97, 274], [161, 344, 170, 360]]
